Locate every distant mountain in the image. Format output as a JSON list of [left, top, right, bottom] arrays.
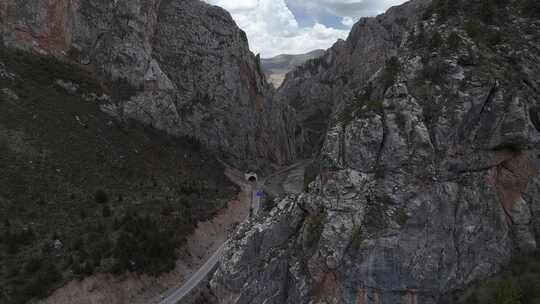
[[261, 49, 325, 88]]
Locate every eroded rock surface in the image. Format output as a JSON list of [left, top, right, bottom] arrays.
[[0, 0, 296, 167], [211, 1, 540, 303]]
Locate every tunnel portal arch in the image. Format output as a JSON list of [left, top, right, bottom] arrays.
[[245, 172, 258, 183]]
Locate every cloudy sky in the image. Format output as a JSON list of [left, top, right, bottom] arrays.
[[204, 0, 407, 58]]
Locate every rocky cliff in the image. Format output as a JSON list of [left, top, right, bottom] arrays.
[[0, 0, 296, 167], [210, 0, 540, 303]]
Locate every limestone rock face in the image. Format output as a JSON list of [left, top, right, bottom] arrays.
[[276, 0, 427, 159], [0, 0, 296, 167], [211, 1, 540, 303]]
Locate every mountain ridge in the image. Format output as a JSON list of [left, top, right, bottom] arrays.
[[0, 0, 297, 169], [2, 0, 540, 303], [208, 0, 540, 303], [261, 49, 326, 88]]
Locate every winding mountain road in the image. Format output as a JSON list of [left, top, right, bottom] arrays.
[[156, 167, 262, 304], [157, 243, 226, 304], [154, 161, 308, 304]]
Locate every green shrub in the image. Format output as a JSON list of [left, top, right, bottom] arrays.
[[262, 192, 276, 212], [395, 207, 409, 226], [465, 20, 483, 39], [102, 205, 112, 217], [109, 78, 139, 101], [304, 213, 325, 248], [24, 257, 43, 274], [522, 0, 540, 17], [447, 32, 462, 50], [430, 0, 460, 22], [428, 0, 510, 24], [303, 162, 320, 192], [430, 33, 444, 50], [0, 136, 7, 154], [3, 228, 36, 254], [83, 261, 95, 276], [363, 198, 389, 233], [495, 277, 522, 304], [486, 30, 503, 46], [20, 262, 61, 299], [0, 47, 102, 94], [337, 98, 383, 127], [177, 179, 207, 196], [94, 189, 109, 204], [410, 25, 428, 49], [382, 56, 401, 90], [337, 107, 354, 126], [161, 206, 175, 217], [181, 135, 203, 152], [478, 0, 498, 24], [517, 273, 540, 303], [459, 252, 540, 304], [336, 83, 379, 126], [112, 214, 177, 275], [420, 59, 450, 84], [350, 226, 363, 251]]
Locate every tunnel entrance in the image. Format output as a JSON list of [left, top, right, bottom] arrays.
[[245, 172, 258, 183]]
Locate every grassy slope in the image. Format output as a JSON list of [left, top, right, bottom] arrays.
[[0, 48, 236, 304]]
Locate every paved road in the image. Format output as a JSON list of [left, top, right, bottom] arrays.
[[157, 242, 226, 304], [249, 182, 261, 216], [156, 180, 260, 304], [153, 162, 307, 304]]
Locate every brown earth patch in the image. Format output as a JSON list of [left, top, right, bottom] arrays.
[[488, 150, 538, 222], [313, 272, 340, 303]]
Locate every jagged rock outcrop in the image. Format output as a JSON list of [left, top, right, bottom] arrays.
[[0, 0, 296, 167], [276, 0, 427, 159], [211, 0, 540, 303]]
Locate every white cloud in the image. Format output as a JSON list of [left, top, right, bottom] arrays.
[[291, 0, 407, 18], [204, 0, 406, 58], [208, 0, 258, 12], [341, 16, 356, 27]]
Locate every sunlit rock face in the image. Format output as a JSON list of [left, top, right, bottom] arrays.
[[210, 0, 540, 303], [0, 0, 297, 168]]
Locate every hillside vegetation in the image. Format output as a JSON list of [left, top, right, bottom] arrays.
[[0, 48, 235, 304]]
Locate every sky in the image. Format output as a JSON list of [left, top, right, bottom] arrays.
[[204, 0, 407, 58]]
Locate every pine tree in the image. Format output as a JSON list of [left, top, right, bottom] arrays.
[[495, 277, 522, 304]]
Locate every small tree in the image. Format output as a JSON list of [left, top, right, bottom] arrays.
[[0, 136, 7, 154], [495, 277, 522, 304], [382, 56, 401, 90], [464, 20, 482, 40], [83, 261, 94, 276], [25, 257, 43, 274], [7, 240, 19, 254], [262, 192, 276, 212], [94, 189, 108, 204], [429, 32, 444, 50], [523, 0, 540, 18], [102, 205, 112, 218], [447, 32, 462, 50]]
